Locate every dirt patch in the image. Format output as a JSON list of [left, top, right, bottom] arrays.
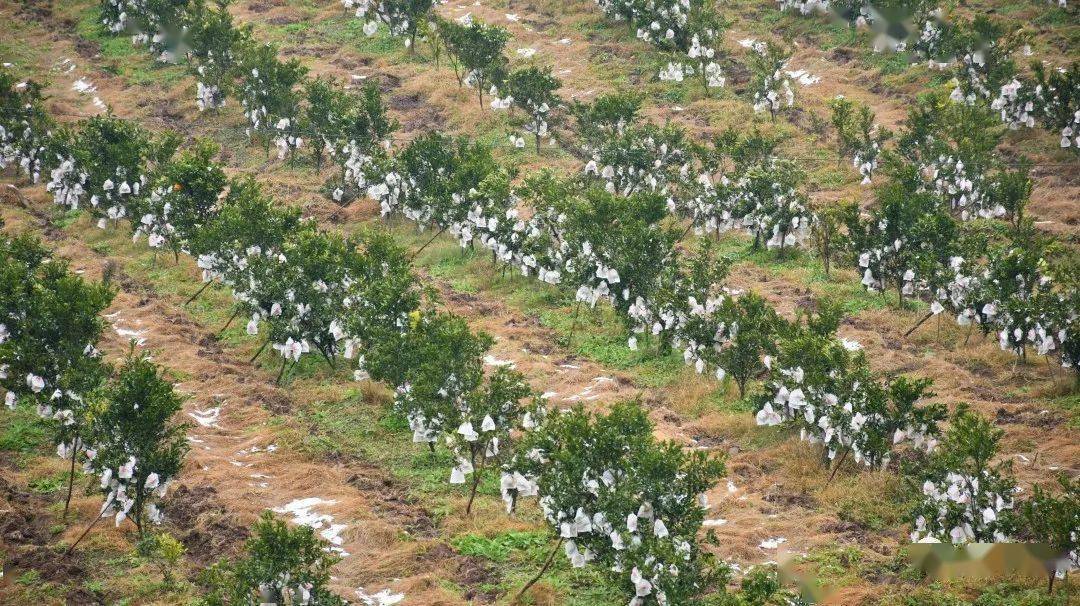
[[829, 47, 857, 64], [0, 477, 53, 546], [995, 405, 1065, 429], [14, 0, 52, 22], [402, 107, 449, 132], [247, 0, 285, 14], [346, 470, 437, 537], [252, 388, 294, 415], [375, 73, 403, 93], [73, 38, 100, 59], [457, 555, 499, 603], [5, 545, 85, 583], [163, 484, 250, 565], [761, 483, 817, 509], [390, 92, 425, 111]]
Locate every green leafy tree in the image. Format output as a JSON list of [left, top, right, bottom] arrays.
[[506, 401, 726, 605], [46, 115, 179, 227], [829, 96, 891, 184], [365, 311, 493, 452], [443, 19, 510, 108], [906, 405, 1018, 544], [1032, 61, 1079, 153], [84, 353, 188, 540], [447, 366, 537, 515], [739, 158, 814, 254], [237, 43, 308, 156], [304, 77, 351, 170], [748, 41, 795, 121], [202, 511, 346, 606], [848, 177, 959, 307], [0, 70, 55, 183], [712, 566, 799, 606], [810, 200, 858, 277], [0, 232, 115, 516], [569, 91, 643, 149], [188, 0, 253, 111], [133, 139, 227, 262], [717, 292, 781, 398], [189, 176, 307, 304], [347, 0, 434, 52], [1019, 475, 1079, 593], [503, 66, 562, 152]]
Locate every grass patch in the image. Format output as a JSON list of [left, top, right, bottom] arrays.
[[451, 530, 548, 563], [0, 406, 49, 455], [1046, 393, 1080, 429], [833, 473, 909, 532]]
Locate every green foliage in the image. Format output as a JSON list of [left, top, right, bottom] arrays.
[[829, 96, 890, 183], [50, 114, 179, 225], [442, 18, 511, 107], [848, 177, 959, 307], [905, 406, 1018, 544], [569, 91, 644, 148], [0, 68, 55, 182], [187, 0, 253, 110], [202, 511, 345, 606], [0, 230, 114, 470], [90, 352, 188, 534], [366, 310, 491, 436], [133, 138, 228, 258], [136, 531, 187, 585], [386, 131, 502, 227], [707, 567, 798, 606], [747, 41, 795, 120], [237, 43, 308, 149], [451, 530, 548, 562], [755, 307, 945, 469], [504, 66, 562, 151], [508, 401, 726, 605], [717, 292, 781, 398], [810, 200, 858, 276], [1018, 474, 1079, 585]]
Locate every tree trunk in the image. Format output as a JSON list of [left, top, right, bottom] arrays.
[[184, 280, 213, 306], [63, 435, 79, 518], [66, 502, 108, 555], [515, 538, 564, 602]]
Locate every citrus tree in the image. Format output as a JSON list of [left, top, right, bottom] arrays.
[[747, 41, 795, 120], [190, 177, 307, 302], [202, 511, 346, 606], [187, 0, 253, 111], [85, 352, 188, 539], [0, 232, 115, 516], [365, 310, 493, 453], [755, 306, 945, 471], [829, 96, 891, 184], [46, 115, 179, 229], [848, 176, 959, 307], [906, 405, 1018, 544], [237, 43, 308, 156], [503, 66, 562, 152], [132, 138, 228, 262], [0, 70, 55, 183], [1033, 61, 1080, 152], [505, 401, 726, 605], [345, 0, 435, 52], [569, 91, 644, 149], [447, 366, 537, 514], [443, 19, 510, 108]]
